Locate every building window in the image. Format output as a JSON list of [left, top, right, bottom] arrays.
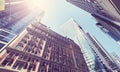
[[28, 65, 33, 70], [1, 59, 9, 66], [18, 63, 23, 70], [16, 45, 21, 49], [23, 63, 28, 69], [0, 35, 10, 43], [0, 30, 14, 38], [12, 62, 19, 69], [21, 39, 27, 44], [18, 54, 23, 59], [24, 34, 30, 39], [23, 56, 28, 61], [28, 63, 36, 71], [8, 52, 14, 57], [0, 43, 5, 49], [7, 59, 13, 66], [17, 43, 24, 48], [40, 67, 46, 72]]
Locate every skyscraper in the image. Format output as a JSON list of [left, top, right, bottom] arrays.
[[0, 0, 30, 28], [60, 19, 104, 72], [60, 19, 120, 72], [8, 8, 44, 35], [111, 53, 120, 68], [66, 0, 120, 44], [0, 22, 89, 72], [0, 29, 16, 52], [0, 0, 44, 53], [86, 32, 120, 72], [0, 0, 44, 34]]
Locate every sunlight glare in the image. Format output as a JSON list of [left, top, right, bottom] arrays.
[[26, 0, 48, 11]]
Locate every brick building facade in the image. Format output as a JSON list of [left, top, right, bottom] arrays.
[[0, 23, 89, 72]]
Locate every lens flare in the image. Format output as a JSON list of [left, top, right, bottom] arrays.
[[26, 0, 48, 11]]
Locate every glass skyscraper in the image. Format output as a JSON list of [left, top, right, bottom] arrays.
[[60, 19, 103, 72], [60, 19, 120, 72], [0, 0, 29, 28], [0, 29, 16, 52]]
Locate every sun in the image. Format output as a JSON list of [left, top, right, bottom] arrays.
[[26, 0, 48, 11], [26, 0, 41, 9]]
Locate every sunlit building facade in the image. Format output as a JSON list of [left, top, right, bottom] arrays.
[[0, 22, 89, 72], [66, 0, 120, 45], [60, 19, 120, 72]]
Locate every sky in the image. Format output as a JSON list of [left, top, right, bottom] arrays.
[[28, 0, 120, 57]]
